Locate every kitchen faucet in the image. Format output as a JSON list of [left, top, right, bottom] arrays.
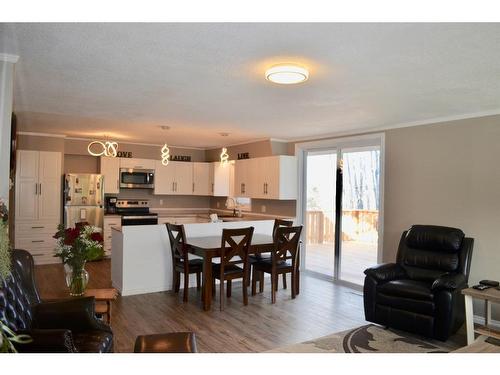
[[225, 197, 242, 217]]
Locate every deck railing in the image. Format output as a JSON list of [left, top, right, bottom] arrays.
[[306, 210, 379, 244]]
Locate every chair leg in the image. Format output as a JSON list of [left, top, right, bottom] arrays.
[[227, 280, 232, 298], [282, 273, 287, 289], [172, 271, 178, 293], [271, 272, 277, 304], [259, 271, 264, 293], [243, 278, 248, 306], [183, 272, 189, 303], [220, 279, 225, 311], [196, 271, 201, 290], [174, 271, 180, 293], [291, 271, 296, 299], [251, 267, 257, 296]]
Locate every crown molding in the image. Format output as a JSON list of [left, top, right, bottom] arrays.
[[288, 109, 500, 143], [0, 53, 20, 63], [17, 131, 67, 138], [65, 136, 206, 150]]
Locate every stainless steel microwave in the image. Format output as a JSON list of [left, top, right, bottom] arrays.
[[119, 168, 155, 189]]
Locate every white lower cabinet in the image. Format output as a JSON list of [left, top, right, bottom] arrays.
[[103, 216, 122, 256], [14, 220, 60, 265]]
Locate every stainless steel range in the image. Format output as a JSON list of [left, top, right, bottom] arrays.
[[115, 199, 158, 226]]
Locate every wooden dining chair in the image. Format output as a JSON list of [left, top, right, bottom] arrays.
[[251, 225, 302, 304], [166, 223, 203, 302], [212, 226, 254, 311], [249, 218, 293, 291]]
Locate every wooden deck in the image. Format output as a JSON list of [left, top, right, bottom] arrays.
[[305, 241, 378, 285]]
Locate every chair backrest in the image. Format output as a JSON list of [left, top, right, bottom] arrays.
[[0, 249, 41, 332], [220, 227, 254, 273], [166, 223, 188, 264], [272, 219, 293, 240], [272, 225, 303, 266], [396, 225, 474, 282]]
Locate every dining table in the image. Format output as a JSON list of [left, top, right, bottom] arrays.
[[186, 233, 300, 310]]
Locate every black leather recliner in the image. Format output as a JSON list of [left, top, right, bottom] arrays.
[[0, 249, 113, 352], [363, 225, 474, 341]]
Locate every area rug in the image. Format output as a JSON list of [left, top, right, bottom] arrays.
[[268, 324, 456, 353]]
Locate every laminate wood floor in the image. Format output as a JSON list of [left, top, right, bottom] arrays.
[[35, 259, 367, 353]]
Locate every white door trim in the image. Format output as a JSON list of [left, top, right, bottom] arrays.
[[294, 132, 386, 273]]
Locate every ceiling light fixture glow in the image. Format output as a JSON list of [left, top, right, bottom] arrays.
[[220, 147, 229, 167], [161, 143, 170, 166], [265, 64, 309, 85], [87, 140, 118, 157]]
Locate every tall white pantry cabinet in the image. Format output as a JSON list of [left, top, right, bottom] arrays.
[[15, 150, 62, 265]]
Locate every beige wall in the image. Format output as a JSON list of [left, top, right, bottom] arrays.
[[205, 139, 289, 162], [383, 115, 500, 284]]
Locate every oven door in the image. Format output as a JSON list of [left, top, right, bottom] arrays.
[[121, 215, 159, 226], [120, 169, 155, 189]]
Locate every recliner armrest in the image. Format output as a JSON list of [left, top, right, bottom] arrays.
[[364, 263, 406, 282], [33, 297, 112, 333], [431, 273, 466, 291], [16, 329, 77, 353]]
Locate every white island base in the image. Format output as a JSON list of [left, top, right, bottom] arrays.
[[111, 220, 275, 296]]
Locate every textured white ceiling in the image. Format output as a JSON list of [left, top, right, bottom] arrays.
[[2, 23, 500, 148]]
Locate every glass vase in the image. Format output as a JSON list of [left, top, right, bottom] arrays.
[[64, 263, 89, 296]]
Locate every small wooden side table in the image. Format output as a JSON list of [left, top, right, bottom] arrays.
[[462, 287, 500, 345], [84, 288, 118, 324]]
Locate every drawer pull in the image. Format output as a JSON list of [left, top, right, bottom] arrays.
[[32, 254, 44, 257], [31, 240, 45, 243], [31, 226, 45, 229]]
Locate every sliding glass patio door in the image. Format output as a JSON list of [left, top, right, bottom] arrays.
[[301, 136, 383, 286]]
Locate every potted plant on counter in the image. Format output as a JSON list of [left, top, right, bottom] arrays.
[[53, 224, 104, 296]]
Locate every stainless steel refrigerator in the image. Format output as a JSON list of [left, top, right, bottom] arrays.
[[64, 174, 104, 231]]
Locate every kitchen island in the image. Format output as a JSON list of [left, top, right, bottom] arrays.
[[111, 220, 277, 296]]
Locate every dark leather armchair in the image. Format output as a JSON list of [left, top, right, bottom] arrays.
[[363, 225, 474, 341], [0, 249, 113, 352]]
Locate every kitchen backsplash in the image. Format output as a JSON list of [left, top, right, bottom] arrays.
[[110, 189, 211, 209]]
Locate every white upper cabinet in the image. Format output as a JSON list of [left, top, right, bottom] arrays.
[[234, 159, 256, 198], [193, 162, 211, 196], [174, 162, 194, 195], [15, 150, 39, 220], [15, 150, 62, 222], [120, 158, 155, 170], [100, 156, 121, 194], [234, 156, 297, 200], [154, 161, 193, 195], [38, 152, 63, 220], [212, 161, 234, 197]]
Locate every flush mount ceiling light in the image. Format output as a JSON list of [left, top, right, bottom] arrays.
[[265, 64, 309, 85], [87, 140, 118, 157]]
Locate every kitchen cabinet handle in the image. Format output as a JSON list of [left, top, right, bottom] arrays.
[[211, 183, 214, 193], [192, 182, 195, 193], [263, 183, 266, 194], [31, 226, 45, 229], [242, 183, 246, 194], [35, 183, 38, 195], [32, 254, 44, 257], [31, 240, 45, 243], [39, 183, 42, 195]]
